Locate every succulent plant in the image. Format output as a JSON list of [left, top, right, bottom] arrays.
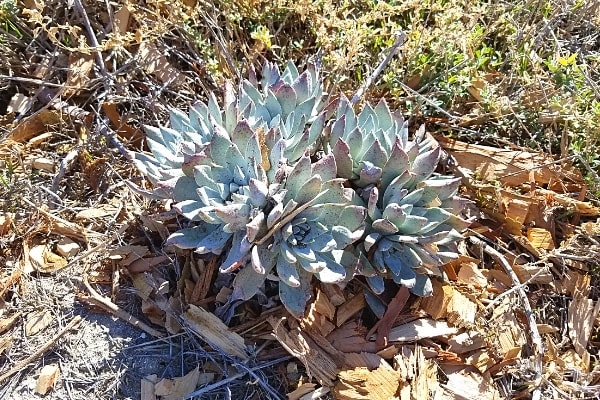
[[229, 153, 366, 317], [130, 61, 471, 318], [325, 95, 471, 296], [130, 60, 328, 253]]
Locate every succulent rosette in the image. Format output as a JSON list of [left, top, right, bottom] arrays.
[[359, 167, 472, 296], [242, 61, 327, 164], [229, 153, 366, 317], [130, 60, 328, 257], [325, 96, 471, 296]]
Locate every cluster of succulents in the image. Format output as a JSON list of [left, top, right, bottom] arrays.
[[130, 61, 471, 317]]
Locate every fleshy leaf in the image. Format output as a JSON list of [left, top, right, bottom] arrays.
[[166, 224, 222, 251], [366, 275, 385, 295], [279, 269, 312, 318], [285, 154, 312, 200], [277, 256, 301, 287], [410, 274, 433, 296], [220, 232, 252, 272], [231, 255, 274, 302], [372, 218, 399, 234], [332, 139, 353, 179], [411, 146, 441, 184], [274, 84, 297, 118], [194, 227, 232, 254], [315, 254, 346, 283], [295, 175, 323, 204]]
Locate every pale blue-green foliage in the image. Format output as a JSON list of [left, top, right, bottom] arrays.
[[131, 61, 471, 317], [325, 95, 471, 297], [131, 61, 367, 317], [231, 154, 367, 317]]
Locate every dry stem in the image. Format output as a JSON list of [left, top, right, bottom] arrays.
[[82, 272, 164, 338], [470, 236, 544, 400]]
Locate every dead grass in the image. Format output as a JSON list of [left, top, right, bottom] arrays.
[[1, 0, 600, 399]]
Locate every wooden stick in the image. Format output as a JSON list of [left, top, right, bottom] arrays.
[[469, 236, 543, 400], [82, 273, 164, 338], [0, 316, 83, 384], [350, 31, 407, 105], [183, 356, 290, 399]]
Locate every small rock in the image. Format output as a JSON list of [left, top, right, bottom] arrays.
[[56, 237, 80, 258]]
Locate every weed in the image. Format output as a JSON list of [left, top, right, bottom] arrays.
[[0, 0, 22, 39]]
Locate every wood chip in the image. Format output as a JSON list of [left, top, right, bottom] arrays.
[[456, 262, 488, 288], [8, 109, 61, 143], [25, 309, 53, 336], [0, 336, 13, 355], [527, 227, 555, 250], [287, 382, 317, 400], [567, 274, 600, 370], [32, 157, 55, 172], [386, 319, 458, 342], [0, 213, 13, 236], [28, 243, 68, 273], [535, 188, 600, 216], [394, 345, 440, 399], [138, 42, 185, 86], [113, 5, 131, 34], [313, 289, 336, 320], [189, 257, 216, 305], [141, 374, 158, 400], [421, 280, 477, 325], [320, 283, 346, 306], [138, 214, 170, 240], [465, 349, 495, 373], [334, 353, 400, 400], [101, 102, 145, 147], [438, 364, 499, 400], [336, 293, 365, 327], [446, 288, 478, 326], [436, 135, 582, 187], [536, 323, 559, 334], [488, 297, 527, 359], [0, 312, 21, 334], [131, 272, 156, 301], [183, 305, 248, 360], [127, 255, 169, 273], [327, 321, 378, 354], [511, 261, 553, 284], [56, 237, 80, 258], [269, 316, 339, 386], [421, 280, 454, 320], [64, 53, 94, 96], [447, 331, 486, 354], [75, 205, 116, 221], [109, 245, 149, 265], [35, 364, 60, 395], [154, 366, 199, 400]]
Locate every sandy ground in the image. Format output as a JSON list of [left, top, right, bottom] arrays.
[[0, 273, 177, 400]]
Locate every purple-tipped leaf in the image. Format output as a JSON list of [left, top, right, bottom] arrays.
[[332, 139, 353, 179]]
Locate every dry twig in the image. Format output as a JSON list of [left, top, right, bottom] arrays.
[[183, 356, 290, 399], [82, 272, 164, 338], [350, 31, 408, 105], [470, 236, 544, 400]]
